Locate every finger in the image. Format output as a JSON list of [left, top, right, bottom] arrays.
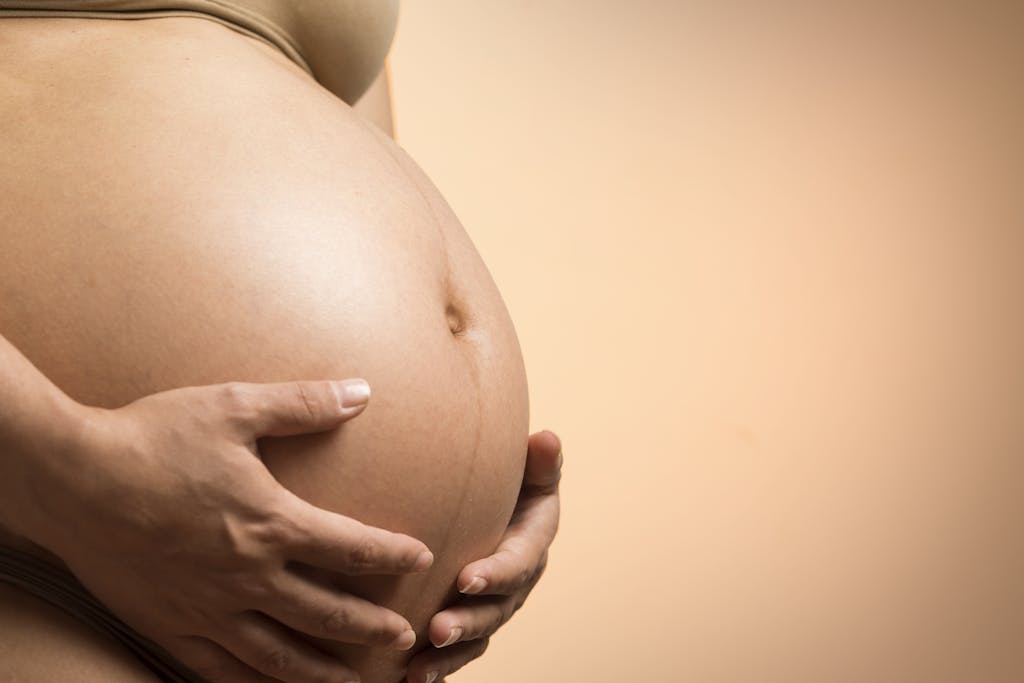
[[457, 493, 558, 595], [523, 430, 562, 490], [217, 612, 361, 683], [426, 596, 517, 648], [163, 636, 285, 683], [223, 379, 371, 437], [279, 489, 433, 575], [259, 570, 416, 650], [405, 638, 490, 683]]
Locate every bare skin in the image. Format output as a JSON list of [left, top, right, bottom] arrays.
[[406, 430, 562, 683], [348, 64, 565, 683], [0, 14, 561, 683], [0, 332, 431, 683]]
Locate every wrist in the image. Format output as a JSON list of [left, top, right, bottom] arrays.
[[0, 389, 100, 544]]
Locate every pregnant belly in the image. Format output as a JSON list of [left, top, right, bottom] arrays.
[[0, 16, 528, 682]]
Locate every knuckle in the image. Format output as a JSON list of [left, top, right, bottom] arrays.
[[225, 517, 289, 570], [461, 620, 482, 642], [397, 544, 420, 571], [233, 571, 277, 601], [257, 506, 300, 549], [495, 548, 533, 589], [221, 382, 253, 412], [258, 648, 293, 675], [499, 560, 533, 591], [321, 607, 354, 635], [292, 382, 320, 423], [220, 382, 261, 428], [347, 537, 379, 570]]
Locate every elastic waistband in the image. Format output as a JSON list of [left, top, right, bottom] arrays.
[[0, 544, 207, 683]]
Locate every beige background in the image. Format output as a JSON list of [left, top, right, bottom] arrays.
[[389, 3, 1023, 682]]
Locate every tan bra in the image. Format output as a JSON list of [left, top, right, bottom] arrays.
[[0, 0, 398, 104]]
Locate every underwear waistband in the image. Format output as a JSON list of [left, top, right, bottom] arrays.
[[0, 543, 208, 683]]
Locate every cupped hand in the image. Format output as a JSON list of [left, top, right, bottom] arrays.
[[404, 430, 563, 683], [26, 379, 432, 683]]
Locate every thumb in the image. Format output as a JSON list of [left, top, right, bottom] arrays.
[[523, 430, 562, 489], [227, 378, 371, 437]]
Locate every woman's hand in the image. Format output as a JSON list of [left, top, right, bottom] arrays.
[[24, 379, 432, 683], [405, 430, 563, 683]]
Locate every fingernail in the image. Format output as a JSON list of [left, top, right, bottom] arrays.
[[413, 550, 434, 572], [439, 625, 463, 648], [425, 673, 439, 683], [334, 379, 371, 411], [390, 628, 416, 651], [460, 576, 487, 595]]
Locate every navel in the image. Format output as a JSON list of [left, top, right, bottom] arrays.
[[445, 301, 467, 336]]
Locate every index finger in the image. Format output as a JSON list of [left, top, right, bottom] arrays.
[[278, 490, 433, 575]]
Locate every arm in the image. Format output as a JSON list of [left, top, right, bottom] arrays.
[[351, 61, 396, 138], [0, 330, 432, 683], [0, 332, 85, 540]]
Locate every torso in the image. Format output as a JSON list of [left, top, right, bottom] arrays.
[[0, 0, 401, 103], [0, 16, 528, 682]]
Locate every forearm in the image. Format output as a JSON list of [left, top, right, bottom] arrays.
[[0, 331, 84, 537]]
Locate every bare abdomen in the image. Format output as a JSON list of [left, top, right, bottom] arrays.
[[0, 16, 528, 682]]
